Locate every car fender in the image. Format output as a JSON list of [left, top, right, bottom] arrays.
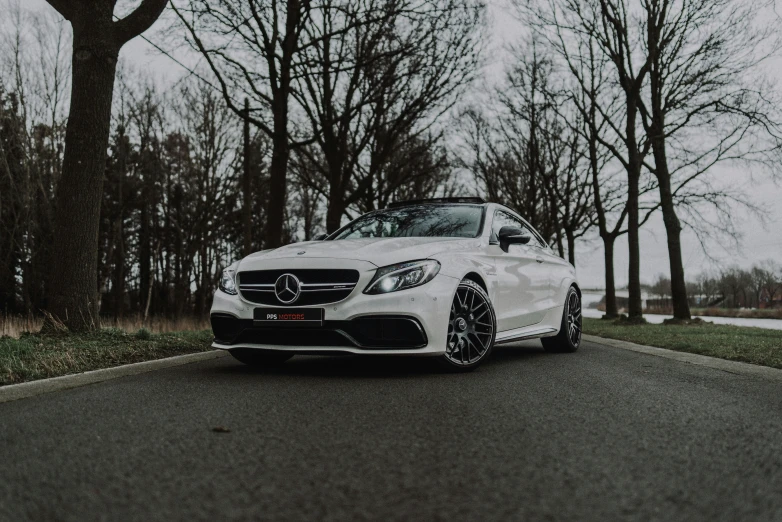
[[551, 270, 579, 305], [432, 252, 497, 302]]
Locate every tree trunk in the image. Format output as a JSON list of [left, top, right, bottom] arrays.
[[325, 188, 345, 234], [602, 234, 619, 319], [113, 132, 126, 322], [47, 31, 119, 330], [143, 241, 157, 322], [139, 200, 151, 316], [323, 150, 348, 233], [262, 1, 301, 249], [625, 98, 643, 321], [626, 169, 642, 320], [554, 227, 565, 259], [198, 242, 209, 319], [113, 218, 125, 322], [586, 100, 620, 320], [648, 22, 691, 321], [655, 150, 691, 320], [265, 98, 289, 249], [566, 230, 576, 266], [242, 98, 253, 255], [174, 186, 185, 319]]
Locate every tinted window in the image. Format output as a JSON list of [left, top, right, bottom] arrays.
[[331, 205, 484, 240], [491, 210, 544, 248], [491, 211, 524, 238]]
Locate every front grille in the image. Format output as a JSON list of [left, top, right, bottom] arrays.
[[211, 314, 427, 349], [238, 269, 360, 306]]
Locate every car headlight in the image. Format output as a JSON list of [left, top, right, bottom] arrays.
[[364, 260, 441, 295], [219, 269, 238, 295]]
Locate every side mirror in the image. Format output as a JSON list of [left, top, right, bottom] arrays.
[[498, 226, 531, 252], [311, 233, 329, 241]]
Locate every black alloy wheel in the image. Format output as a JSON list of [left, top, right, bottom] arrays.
[[542, 286, 582, 353], [439, 279, 497, 371]]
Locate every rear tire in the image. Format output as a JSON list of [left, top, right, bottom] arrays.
[[541, 286, 582, 353], [436, 279, 497, 372], [229, 349, 294, 367]]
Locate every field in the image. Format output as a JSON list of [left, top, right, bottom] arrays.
[[584, 317, 782, 369], [0, 328, 212, 386], [594, 306, 782, 320]]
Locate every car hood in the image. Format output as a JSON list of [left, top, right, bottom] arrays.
[[240, 237, 481, 268]]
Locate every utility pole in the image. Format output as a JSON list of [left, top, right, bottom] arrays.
[[243, 98, 252, 256]]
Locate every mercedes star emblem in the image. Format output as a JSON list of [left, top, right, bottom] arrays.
[[274, 273, 301, 304]]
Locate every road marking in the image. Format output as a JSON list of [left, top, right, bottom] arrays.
[[584, 334, 782, 382], [0, 350, 228, 404]]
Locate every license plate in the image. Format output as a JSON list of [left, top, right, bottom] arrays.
[[253, 308, 324, 326]]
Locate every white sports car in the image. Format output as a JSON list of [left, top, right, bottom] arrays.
[[211, 198, 582, 371]]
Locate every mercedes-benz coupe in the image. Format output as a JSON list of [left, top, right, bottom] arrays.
[[210, 198, 582, 371]]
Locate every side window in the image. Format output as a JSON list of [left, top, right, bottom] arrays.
[[522, 223, 547, 249], [491, 210, 545, 248], [527, 227, 548, 248], [491, 211, 521, 240]]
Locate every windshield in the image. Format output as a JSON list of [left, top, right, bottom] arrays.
[[331, 205, 485, 240]]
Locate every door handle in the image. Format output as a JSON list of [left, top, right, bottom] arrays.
[[536, 256, 544, 263]]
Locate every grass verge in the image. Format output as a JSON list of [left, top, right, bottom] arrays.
[[0, 328, 213, 386], [596, 307, 782, 319], [584, 317, 782, 369]]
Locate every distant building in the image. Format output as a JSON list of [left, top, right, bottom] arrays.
[[759, 288, 782, 309], [597, 290, 651, 311], [647, 294, 712, 309]]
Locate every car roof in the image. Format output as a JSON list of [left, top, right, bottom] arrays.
[[386, 197, 486, 208]]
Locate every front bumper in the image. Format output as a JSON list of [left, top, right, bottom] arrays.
[[209, 265, 458, 356]]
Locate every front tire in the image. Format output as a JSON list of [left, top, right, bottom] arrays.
[[229, 349, 294, 367], [437, 279, 497, 372], [541, 286, 582, 353]]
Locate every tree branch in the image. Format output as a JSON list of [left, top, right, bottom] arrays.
[[113, 0, 170, 45], [43, 0, 74, 21]]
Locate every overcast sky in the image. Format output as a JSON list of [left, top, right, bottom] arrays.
[[27, 0, 782, 289], [484, 1, 782, 289]]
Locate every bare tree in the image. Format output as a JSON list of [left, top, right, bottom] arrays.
[[551, 25, 659, 317], [540, 115, 593, 265], [526, 0, 782, 321], [750, 261, 782, 309], [292, 0, 484, 231], [639, 0, 782, 320], [718, 267, 752, 309], [171, 0, 316, 249], [459, 42, 594, 263], [649, 274, 671, 299], [42, 0, 169, 330], [695, 272, 721, 307], [174, 82, 237, 317], [0, 3, 70, 316], [523, 0, 656, 321], [460, 109, 553, 239], [571, 38, 628, 317], [361, 134, 454, 212], [286, 179, 324, 241]]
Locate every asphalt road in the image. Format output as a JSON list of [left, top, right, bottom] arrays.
[[2, 340, 782, 522]]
